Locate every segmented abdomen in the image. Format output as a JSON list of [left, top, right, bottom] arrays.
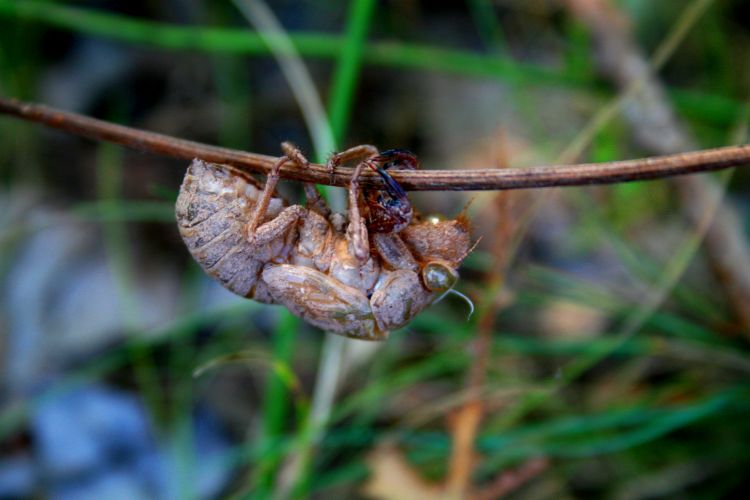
[[175, 159, 281, 299]]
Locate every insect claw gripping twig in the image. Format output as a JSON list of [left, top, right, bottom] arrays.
[[326, 153, 341, 185], [279, 142, 332, 218], [280, 141, 309, 169]]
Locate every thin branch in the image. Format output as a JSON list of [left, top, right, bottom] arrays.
[[2, 96, 749, 191]]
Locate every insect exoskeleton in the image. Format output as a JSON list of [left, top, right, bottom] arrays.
[[175, 145, 472, 341], [175, 159, 289, 303]]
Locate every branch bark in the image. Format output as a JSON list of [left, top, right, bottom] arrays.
[[1, 96, 749, 192]]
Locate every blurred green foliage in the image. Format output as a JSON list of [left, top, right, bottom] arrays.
[[1, 0, 750, 498]]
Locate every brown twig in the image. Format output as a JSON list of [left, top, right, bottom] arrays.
[[1, 96, 749, 192]]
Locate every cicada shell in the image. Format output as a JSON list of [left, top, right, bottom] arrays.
[[175, 145, 472, 340]]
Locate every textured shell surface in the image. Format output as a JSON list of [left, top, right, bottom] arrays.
[[176, 159, 289, 299], [175, 155, 471, 341]]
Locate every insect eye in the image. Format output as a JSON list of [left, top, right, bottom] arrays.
[[422, 261, 458, 292]]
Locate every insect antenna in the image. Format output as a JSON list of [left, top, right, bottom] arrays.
[[457, 235, 483, 263], [434, 288, 475, 320]]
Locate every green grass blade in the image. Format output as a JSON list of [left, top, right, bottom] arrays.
[[254, 312, 301, 496], [0, 0, 740, 127], [327, 0, 376, 146]]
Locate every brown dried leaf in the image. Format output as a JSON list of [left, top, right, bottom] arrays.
[[362, 444, 443, 500]]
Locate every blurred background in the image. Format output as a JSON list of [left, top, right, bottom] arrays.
[[1, 0, 750, 498]]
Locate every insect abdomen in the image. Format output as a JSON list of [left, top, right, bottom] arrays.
[[176, 159, 265, 298]]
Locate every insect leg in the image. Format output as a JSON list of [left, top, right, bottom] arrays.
[[245, 152, 307, 247], [346, 159, 372, 262], [372, 232, 419, 272], [245, 154, 290, 239], [326, 144, 379, 168], [326, 144, 379, 183], [370, 269, 435, 333], [280, 141, 331, 218], [262, 264, 384, 340]]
